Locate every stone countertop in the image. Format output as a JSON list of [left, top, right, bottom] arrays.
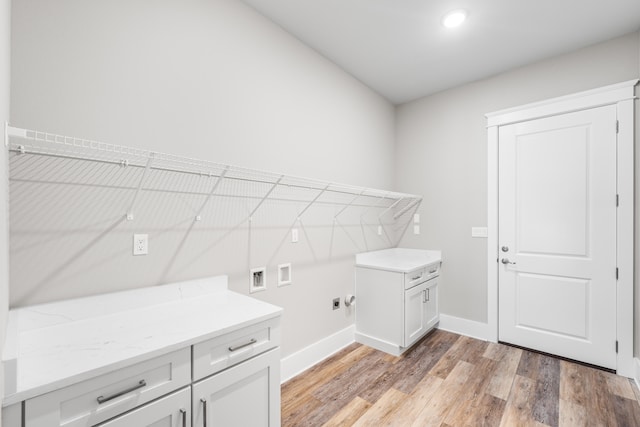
[[2, 276, 282, 406], [355, 248, 442, 273]]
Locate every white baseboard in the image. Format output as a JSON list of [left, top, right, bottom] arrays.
[[634, 358, 640, 389], [438, 314, 491, 341], [280, 325, 355, 383]]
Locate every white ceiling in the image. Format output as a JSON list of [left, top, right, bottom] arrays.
[[240, 0, 640, 104]]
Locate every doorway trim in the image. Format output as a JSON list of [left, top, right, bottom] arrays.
[[485, 79, 638, 377]]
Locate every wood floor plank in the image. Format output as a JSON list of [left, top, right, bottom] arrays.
[[410, 360, 475, 427], [391, 329, 458, 394], [352, 388, 409, 427], [583, 365, 619, 427], [281, 393, 323, 427], [559, 398, 587, 427], [321, 397, 372, 427], [559, 360, 587, 406], [605, 371, 637, 400], [282, 342, 360, 401], [486, 344, 522, 400], [612, 395, 640, 427], [429, 335, 486, 379], [454, 392, 507, 427], [517, 349, 541, 380], [383, 374, 444, 425], [499, 375, 539, 427], [444, 356, 498, 425], [531, 354, 560, 427], [483, 342, 508, 361]]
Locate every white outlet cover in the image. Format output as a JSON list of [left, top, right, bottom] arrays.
[[291, 228, 299, 243], [133, 234, 148, 256], [413, 225, 420, 235], [413, 213, 420, 224], [377, 225, 382, 235]]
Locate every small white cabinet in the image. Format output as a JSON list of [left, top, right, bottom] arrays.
[[355, 248, 441, 356]]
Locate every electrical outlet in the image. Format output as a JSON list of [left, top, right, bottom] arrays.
[[377, 225, 382, 235], [133, 234, 148, 255], [332, 298, 340, 310], [291, 228, 299, 243], [413, 225, 420, 235]]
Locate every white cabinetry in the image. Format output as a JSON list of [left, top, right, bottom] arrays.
[[355, 248, 441, 356], [3, 276, 282, 427]]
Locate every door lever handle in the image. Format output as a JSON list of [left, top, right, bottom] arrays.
[[501, 258, 516, 265]]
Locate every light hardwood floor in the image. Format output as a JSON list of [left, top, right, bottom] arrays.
[[281, 329, 640, 426]]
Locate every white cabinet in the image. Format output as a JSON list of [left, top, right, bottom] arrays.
[[96, 388, 190, 427], [404, 279, 438, 346], [355, 248, 441, 356], [192, 348, 280, 427]]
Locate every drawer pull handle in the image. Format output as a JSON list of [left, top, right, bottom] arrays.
[[429, 269, 437, 274], [411, 274, 422, 281], [180, 409, 187, 427], [96, 380, 146, 404], [201, 398, 208, 427], [228, 338, 257, 352]]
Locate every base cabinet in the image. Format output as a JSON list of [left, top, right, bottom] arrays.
[[192, 348, 280, 427]]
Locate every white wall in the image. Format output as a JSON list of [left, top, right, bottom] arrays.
[[0, 0, 10, 421], [9, 0, 397, 358], [396, 31, 640, 325]]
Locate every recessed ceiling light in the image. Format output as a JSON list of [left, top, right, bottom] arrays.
[[442, 10, 467, 28]]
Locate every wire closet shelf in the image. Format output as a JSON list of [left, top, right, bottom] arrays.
[[5, 125, 422, 224]]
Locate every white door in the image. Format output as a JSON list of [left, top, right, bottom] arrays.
[[498, 105, 617, 369]]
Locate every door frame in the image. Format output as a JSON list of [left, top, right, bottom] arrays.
[[485, 79, 638, 377]]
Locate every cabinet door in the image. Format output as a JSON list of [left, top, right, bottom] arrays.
[[192, 348, 280, 427], [96, 387, 190, 427], [404, 282, 428, 347], [424, 280, 439, 330]]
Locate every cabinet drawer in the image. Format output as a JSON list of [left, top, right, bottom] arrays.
[[25, 348, 191, 427], [193, 317, 281, 381], [404, 262, 440, 289], [96, 387, 191, 427]]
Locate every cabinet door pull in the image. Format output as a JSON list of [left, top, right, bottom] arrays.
[[201, 398, 208, 427], [426, 288, 430, 301], [228, 338, 257, 352], [180, 409, 187, 427], [422, 289, 427, 303], [96, 379, 146, 404]]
